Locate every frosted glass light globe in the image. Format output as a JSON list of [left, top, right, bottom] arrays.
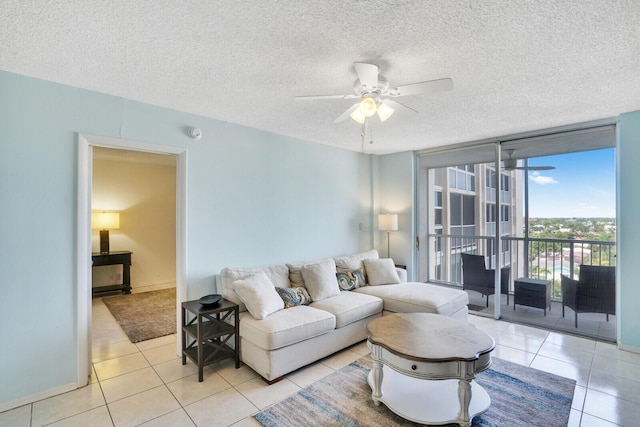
[[358, 97, 377, 117]]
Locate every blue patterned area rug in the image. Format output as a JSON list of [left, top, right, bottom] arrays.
[[254, 356, 575, 427]]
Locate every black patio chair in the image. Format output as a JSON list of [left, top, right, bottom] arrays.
[[561, 264, 615, 328], [461, 253, 510, 308]]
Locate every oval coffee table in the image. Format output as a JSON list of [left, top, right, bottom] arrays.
[[366, 313, 495, 426]]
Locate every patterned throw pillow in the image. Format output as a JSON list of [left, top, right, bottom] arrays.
[[275, 287, 312, 308], [336, 269, 367, 291]]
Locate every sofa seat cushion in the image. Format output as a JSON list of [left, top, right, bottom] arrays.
[[239, 305, 336, 351], [309, 291, 383, 329], [353, 283, 468, 317]]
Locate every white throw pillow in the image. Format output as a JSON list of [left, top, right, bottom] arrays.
[[301, 259, 340, 301], [287, 257, 333, 287], [232, 272, 284, 319], [364, 258, 401, 286]]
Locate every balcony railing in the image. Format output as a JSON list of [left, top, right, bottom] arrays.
[[427, 234, 616, 301]]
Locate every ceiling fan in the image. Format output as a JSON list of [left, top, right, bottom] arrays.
[[295, 62, 453, 124], [502, 149, 555, 171]]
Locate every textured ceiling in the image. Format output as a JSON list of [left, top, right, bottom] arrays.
[[2, 1, 640, 154]]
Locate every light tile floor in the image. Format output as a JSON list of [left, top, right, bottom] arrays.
[[2, 298, 640, 426], [467, 291, 617, 342]]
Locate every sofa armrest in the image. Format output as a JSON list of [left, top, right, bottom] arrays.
[[396, 267, 407, 283]]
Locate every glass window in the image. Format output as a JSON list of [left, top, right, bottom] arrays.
[[469, 174, 475, 191], [450, 194, 461, 226], [501, 174, 510, 191], [463, 195, 475, 225], [434, 191, 443, 226], [434, 168, 443, 187], [486, 169, 496, 189], [486, 203, 496, 222], [435, 209, 443, 226], [457, 171, 467, 190], [502, 205, 510, 221], [449, 168, 456, 188], [451, 253, 461, 283]]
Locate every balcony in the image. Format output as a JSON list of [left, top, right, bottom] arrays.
[[426, 234, 616, 341]]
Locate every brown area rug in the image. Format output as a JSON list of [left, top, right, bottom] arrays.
[[102, 288, 176, 343]]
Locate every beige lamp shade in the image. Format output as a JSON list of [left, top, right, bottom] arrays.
[[378, 214, 398, 231], [92, 212, 120, 230]]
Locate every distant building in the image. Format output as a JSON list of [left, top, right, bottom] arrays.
[[426, 164, 523, 283]]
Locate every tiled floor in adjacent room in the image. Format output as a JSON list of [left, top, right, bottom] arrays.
[[2, 296, 640, 426]]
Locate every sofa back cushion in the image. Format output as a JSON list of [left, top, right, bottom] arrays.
[[301, 259, 340, 301], [287, 258, 334, 287], [333, 250, 379, 280], [218, 264, 290, 311]]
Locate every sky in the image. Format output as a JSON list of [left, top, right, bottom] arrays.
[[525, 148, 615, 218]]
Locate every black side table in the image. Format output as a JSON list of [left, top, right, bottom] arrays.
[[181, 298, 240, 382], [514, 277, 552, 316], [91, 251, 132, 296]]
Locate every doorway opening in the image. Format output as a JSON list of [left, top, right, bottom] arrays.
[[76, 134, 187, 386]]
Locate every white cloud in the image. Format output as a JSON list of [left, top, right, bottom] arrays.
[[529, 172, 558, 185]]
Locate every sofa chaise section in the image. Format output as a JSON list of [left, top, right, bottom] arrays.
[[354, 283, 468, 321]]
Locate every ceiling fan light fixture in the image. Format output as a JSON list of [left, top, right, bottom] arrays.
[[358, 97, 377, 117], [376, 101, 394, 122], [349, 108, 366, 124]]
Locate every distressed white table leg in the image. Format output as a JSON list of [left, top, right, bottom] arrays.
[[371, 359, 383, 406], [456, 378, 472, 427]]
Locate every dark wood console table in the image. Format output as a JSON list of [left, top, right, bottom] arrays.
[[91, 251, 132, 296]]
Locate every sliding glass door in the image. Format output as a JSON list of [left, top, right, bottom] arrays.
[[416, 125, 616, 330]]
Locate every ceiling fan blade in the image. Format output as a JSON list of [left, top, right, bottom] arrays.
[[353, 62, 379, 90], [389, 78, 453, 97], [333, 103, 359, 123], [295, 94, 359, 100], [382, 99, 418, 114], [517, 166, 556, 171]]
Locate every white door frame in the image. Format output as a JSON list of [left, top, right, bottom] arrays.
[[76, 134, 187, 386]]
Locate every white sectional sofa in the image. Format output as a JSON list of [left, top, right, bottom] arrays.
[[217, 250, 468, 383]]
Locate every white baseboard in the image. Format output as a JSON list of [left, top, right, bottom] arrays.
[[0, 381, 78, 413], [617, 343, 640, 354]]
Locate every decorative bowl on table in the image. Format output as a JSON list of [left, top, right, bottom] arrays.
[[198, 294, 222, 306]]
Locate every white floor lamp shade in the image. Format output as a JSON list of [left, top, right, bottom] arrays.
[[378, 214, 398, 258]]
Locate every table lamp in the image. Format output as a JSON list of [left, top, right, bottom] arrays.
[[92, 212, 120, 254]]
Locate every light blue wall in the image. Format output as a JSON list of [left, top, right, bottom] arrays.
[[377, 152, 415, 276], [617, 111, 640, 350], [0, 71, 374, 406]]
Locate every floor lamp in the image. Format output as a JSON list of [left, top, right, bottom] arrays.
[[378, 213, 398, 259]]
